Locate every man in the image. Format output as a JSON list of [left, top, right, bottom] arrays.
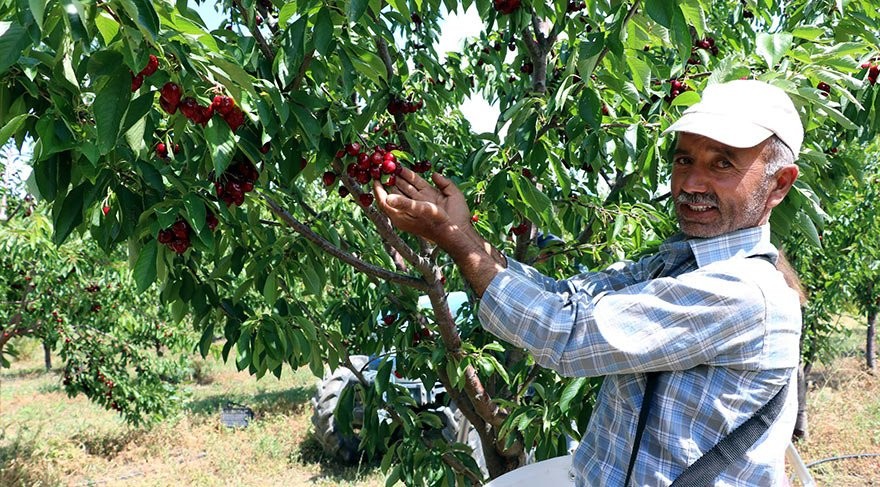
[[373, 79, 803, 486]]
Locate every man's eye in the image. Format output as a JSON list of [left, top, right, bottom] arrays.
[[673, 157, 691, 165], [717, 160, 733, 168]]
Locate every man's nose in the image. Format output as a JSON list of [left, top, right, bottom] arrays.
[[679, 166, 710, 193]]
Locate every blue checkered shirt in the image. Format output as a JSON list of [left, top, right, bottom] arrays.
[[478, 225, 801, 486]]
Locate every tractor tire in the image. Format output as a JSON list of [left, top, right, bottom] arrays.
[[310, 356, 372, 463]]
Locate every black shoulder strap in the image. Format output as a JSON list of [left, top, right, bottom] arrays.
[[623, 376, 789, 487], [624, 371, 660, 487], [670, 380, 789, 487]]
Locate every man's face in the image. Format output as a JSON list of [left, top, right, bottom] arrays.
[[670, 133, 773, 238]]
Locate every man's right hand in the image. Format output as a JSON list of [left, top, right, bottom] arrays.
[[373, 167, 507, 296], [372, 167, 472, 248]]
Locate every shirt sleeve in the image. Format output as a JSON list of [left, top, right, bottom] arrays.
[[478, 258, 767, 377]]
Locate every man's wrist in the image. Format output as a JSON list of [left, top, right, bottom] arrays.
[[444, 226, 507, 297]]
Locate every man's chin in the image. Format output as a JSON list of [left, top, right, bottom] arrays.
[[678, 220, 725, 239]]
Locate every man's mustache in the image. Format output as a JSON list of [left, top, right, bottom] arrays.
[[676, 192, 719, 206]]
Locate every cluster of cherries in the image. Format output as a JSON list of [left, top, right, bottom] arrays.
[[387, 96, 424, 116], [665, 78, 691, 102], [694, 37, 720, 56], [157, 212, 218, 255], [327, 142, 401, 206], [213, 160, 259, 207], [158, 83, 246, 132], [493, 0, 521, 15], [158, 219, 194, 254], [861, 62, 879, 85], [84, 284, 102, 293], [155, 141, 180, 159], [131, 54, 159, 91], [817, 82, 832, 96], [566, 1, 586, 13]]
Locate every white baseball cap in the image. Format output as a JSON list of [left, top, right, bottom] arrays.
[[663, 79, 804, 157]]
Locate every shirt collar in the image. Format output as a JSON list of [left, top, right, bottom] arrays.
[[682, 224, 778, 268]]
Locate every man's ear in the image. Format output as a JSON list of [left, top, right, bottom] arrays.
[[766, 165, 799, 210]]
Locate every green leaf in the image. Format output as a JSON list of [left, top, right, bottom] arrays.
[[290, 103, 321, 149], [204, 118, 236, 175], [118, 0, 161, 40], [30, 0, 47, 32], [263, 272, 278, 305], [0, 22, 32, 75], [133, 240, 158, 292], [670, 90, 700, 107], [93, 69, 132, 155], [95, 11, 120, 44], [0, 114, 29, 144], [313, 8, 333, 56], [755, 32, 793, 69], [645, 0, 675, 28], [184, 194, 206, 231], [388, 0, 410, 19], [348, 0, 369, 22], [578, 88, 602, 130], [559, 377, 586, 413], [53, 183, 88, 245]]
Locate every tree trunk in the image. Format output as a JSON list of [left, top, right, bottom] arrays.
[[43, 341, 52, 370], [792, 364, 809, 441], [867, 307, 876, 371]]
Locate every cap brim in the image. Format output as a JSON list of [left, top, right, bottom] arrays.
[[662, 112, 774, 149]]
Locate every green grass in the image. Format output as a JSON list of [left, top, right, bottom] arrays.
[[0, 342, 386, 486]]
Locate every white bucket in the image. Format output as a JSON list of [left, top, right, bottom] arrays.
[[484, 455, 575, 486]]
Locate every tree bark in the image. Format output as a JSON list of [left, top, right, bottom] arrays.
[[43, 341, 52, 370], [867, 306, 876, 371], [792, 364, 809, 441]]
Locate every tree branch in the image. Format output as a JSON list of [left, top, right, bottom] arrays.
[[233, 0, 275, 62], [264, 195, 429, 292]]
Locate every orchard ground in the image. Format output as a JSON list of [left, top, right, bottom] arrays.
[[1, 317, 877, 486]]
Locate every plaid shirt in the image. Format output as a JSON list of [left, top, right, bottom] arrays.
[[479, 225, 801, 486]]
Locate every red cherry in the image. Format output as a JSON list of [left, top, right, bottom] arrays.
[[102, 205, 110, 216], [335, 149, 345, 159], [224, 106, 246, 131], [382, 314, 396, 325], [260, 142, 271, 154], [241, 181, 254, 192], [383, 175, 397, 186], [212, 95, 235, 117], [172, 220, 189, 239], [471, 214, 479, 223], [356, 170, 370, 184], [817, 82, 831, 95], [131, 74, 144, 92], [179, 97, 199, 120], [139, 54, 159, 77], [357, 152, 371, 168], [370, 151, 383, 165], [160, 82, 182, 110], [206, 211, 219, 231], [346, 163, 359, 177], [869, 65, 880, 78], [345, 142, 361, 156], [381, 159, 397, 174], [358, 193, 374, 207], [322, 171, 337, 186], [156, 142, 168, 158], [338, 186, 350, 197], [157, 229, 174, 244]]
